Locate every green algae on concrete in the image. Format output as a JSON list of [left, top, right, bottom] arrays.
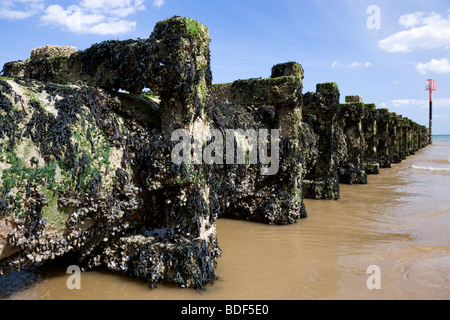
[[212, 76, 302, 107], [156, 16, 210, 42], [338, 100, 367, 185]]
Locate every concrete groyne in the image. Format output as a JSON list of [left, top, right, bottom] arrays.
[[212, 66, 428, 199], [0, 16, 428, 289]]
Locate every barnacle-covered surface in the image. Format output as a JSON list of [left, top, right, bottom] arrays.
[[207, 100, 308, 224], [402, 118, 414, 156], [210, 62, 311, 224], [302, 83, 341, 200], [2, 39, 149, 94], [0, 76, 221, 289], [0, 78, 125, 264], [362, 103, 379, 175], [389, 113, 403, 164], [211, 77, 301, 107], [376, 108, 392, 168], [338, 101, 368, 185], [0, 16, 222, 290]]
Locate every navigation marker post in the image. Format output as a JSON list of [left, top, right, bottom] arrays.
[[426, 79, 437, 145]]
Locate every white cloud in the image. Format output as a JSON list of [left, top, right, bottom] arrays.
[[90, 20, 137, 35], [416, 58, 450, 75], [40, 0, 145, 35], [80, 0, 145, 17], [390, 99, 426, 108], [378, 11, 450, 53], [332, 61, 372, 68], [153, 0, 164, 8], [349, 62, 361, 68], [399, 12, 424, 28], [384, 98, 450, 109], [0, 0, 45, 19], [349, 61, 372, 68]]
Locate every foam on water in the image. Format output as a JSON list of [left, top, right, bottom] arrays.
[[412, 165, 450, 172]]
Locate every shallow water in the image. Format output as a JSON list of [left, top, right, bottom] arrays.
[[1, 136, 450, 300]]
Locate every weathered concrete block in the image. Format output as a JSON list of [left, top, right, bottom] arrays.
[[211, 76, 302, 107], [376, 108, 392, 168], [362, 103, 379, 174], [389, 113, 403, 163], [401, 117, 412, 157], [338, 101, 367, 185], [271, 62, 304, 79], [148, 16, 213, 140], [316, 82, 340, 95], [419, 125, 429, 149], [302, 82, 340, 200], [0, 16, 221, 291], [364, 163, 380, 175], [30, 45, 78, 61], [345, 95, 363, 103], [210, 63, 309, 224], [1, 61, 27, 78]]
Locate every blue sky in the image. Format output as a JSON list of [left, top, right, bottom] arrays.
[[1, 0, 449, 134]]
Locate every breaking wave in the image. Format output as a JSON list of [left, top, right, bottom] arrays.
[[412, 165, 450, 172]]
